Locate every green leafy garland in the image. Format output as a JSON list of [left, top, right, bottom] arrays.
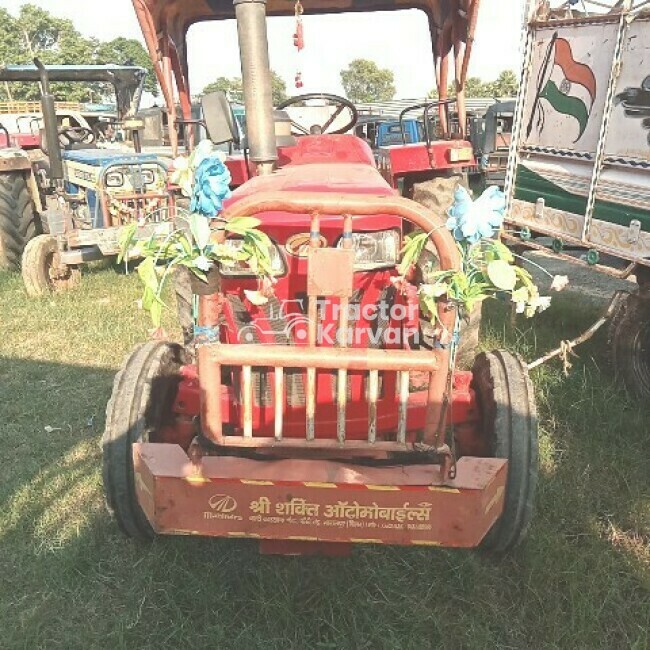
[[119, 212, 273, 328]]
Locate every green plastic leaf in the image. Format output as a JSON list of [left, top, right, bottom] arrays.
[[492, 240, 514, 262], [397, 231, 428, 275], [226, 216, 262, 234], [118, 222, 138, 263], [137, 257, 160, 294], [149, 299, 163, 328], [189, 213, 211, 250], [487, 260, 517, 291]]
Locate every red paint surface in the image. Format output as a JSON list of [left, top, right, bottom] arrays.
[[377, 140, 475, 186]]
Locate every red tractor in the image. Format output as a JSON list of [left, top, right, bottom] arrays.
[[103, 0, 538, 555]]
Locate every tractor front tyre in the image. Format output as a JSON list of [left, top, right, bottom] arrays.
[[609, 292, 650, 398], [103, 341, 186, 540], [0, 171, 40, 271], [21, 234, 80, 296], [471, 350, 538, 554]]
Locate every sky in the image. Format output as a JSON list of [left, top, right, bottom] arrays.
[[1, 0, 524, 100]]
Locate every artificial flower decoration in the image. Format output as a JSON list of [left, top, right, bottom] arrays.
[[190, 155, 233, 217], [446, 185, 506, 244], [170, 139, 231, 205], [398, 184, 558, 336], [120, 138, 272, 330]]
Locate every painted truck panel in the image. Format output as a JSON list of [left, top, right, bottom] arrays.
[[506, 4, 650, 268]]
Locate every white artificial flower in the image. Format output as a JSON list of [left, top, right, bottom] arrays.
[[550, 275, 569, 292], [511, 286, 529, 314], [170, 156, 193, 197], [193, 255, 213, 272]]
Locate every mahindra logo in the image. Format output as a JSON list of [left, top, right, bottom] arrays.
[[208, 494, 238, 513]]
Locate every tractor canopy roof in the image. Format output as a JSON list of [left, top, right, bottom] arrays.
[[0, 65, 147, 118], [132, 0, 480, 119]]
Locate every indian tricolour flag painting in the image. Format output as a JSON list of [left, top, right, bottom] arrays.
[[527, 32, 597, 143]]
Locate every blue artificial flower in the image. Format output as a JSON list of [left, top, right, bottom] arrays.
[[190, 155, 233, 217], [445, 185, 506, 244]]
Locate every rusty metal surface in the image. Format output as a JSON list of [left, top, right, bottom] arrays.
[[0, 150, 32, 172], [204, 344, 439, 373], [198, 191, 459, 449], [134, 443, 506, 547], [307, 247, 355, 298]]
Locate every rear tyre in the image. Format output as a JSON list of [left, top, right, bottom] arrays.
[[609, 292, 650, 398], [411, 172, 469, 217], [103, 341, 186, 540], [472, 350, 538, 554], [411, 173, 480, 367], [21, 234, 80, 296], [0, 171, 40, 271]]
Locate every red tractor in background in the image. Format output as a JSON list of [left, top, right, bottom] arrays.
[[102, 0, 538, 556]]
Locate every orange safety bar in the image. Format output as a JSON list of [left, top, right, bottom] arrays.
[[198, 191, 461, 451]]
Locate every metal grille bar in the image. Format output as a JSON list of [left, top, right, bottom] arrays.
[[242, 365, 253, 438], [274, 367, 284, 440], [397, 371, 410, 444]]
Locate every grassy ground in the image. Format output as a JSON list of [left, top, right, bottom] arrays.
[[0, 267, 648, 649]]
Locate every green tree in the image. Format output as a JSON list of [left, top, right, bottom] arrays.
[[0, 4, 97, 102], [96, 37, 158, 96], [491, 70, 519, 98], [202, 76, 243, 102], [201, 70, 287, 105], [340, 59, 395, 103], [428, 71, 519, 100]]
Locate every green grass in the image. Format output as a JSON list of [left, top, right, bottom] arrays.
[[0, 268, 648, 649]]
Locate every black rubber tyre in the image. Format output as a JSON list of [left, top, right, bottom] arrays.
[[0, 171, 40, 271], [609, 291, 650, 398], [471, 350, 538, 554], [21, 234, 80, 296], [411, 174, 480, 367], [174, 266, 195, 359], [102, 341, 186, 540]]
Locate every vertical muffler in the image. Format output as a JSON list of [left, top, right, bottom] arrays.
[[234, 0, 278, 174], [34, 58, 64, 185]]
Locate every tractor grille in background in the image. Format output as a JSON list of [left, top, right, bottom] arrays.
[[226, 287, 397, 407]]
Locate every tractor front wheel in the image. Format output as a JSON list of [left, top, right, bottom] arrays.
[[102, 341, 186, 539], [471, 350, 538, 554], [0, 171, 40, 271], [609, 291, 650, 398], [21, 234, 80, 296]]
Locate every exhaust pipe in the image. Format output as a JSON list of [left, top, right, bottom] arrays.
[[234, 0, 277, 175], [34, 58, 64, 185]]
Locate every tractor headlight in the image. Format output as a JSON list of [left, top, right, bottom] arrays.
[[337, 229, 399, 270], [218, 238, 286, 277], [105, 171, 124, 187], [141, 169, 156, 185]]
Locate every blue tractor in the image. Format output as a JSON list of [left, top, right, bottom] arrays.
[[0, 60, 174, 295]]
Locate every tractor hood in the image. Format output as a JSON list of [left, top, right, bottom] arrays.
[[0, 65, 146, 119], [132, 0, 481, 151]]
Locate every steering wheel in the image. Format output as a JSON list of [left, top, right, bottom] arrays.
[[58, 126, 95, 147], [276, 93, 358, 135]]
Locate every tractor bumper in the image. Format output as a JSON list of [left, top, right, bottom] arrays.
[[133, 443, 507, 548]]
